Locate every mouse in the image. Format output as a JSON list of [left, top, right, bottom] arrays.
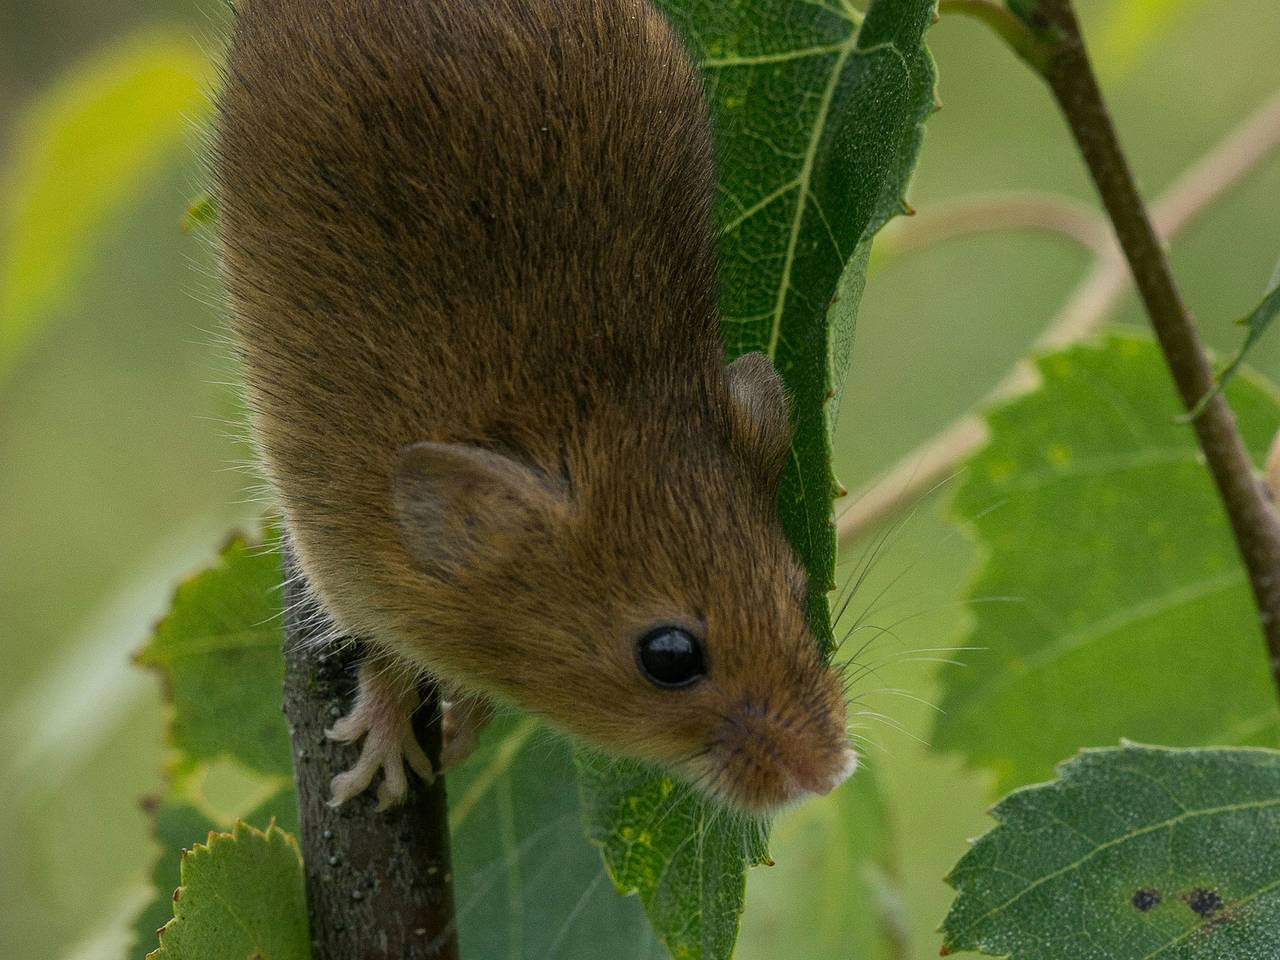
[[215, 0, 857, 813]]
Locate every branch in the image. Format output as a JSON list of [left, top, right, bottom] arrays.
[[280, 542, 460, 960], [837, 88, 1280, 546], [1036, 0, 1280, 695]]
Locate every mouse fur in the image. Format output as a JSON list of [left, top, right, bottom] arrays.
[[216, 0, 855, 812]]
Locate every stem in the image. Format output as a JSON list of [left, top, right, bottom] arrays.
[[1035, 0, 1280, 695], [838, 89, 1280, 549], [937, 0, 1052, 73], [280, 541, 460, 960]]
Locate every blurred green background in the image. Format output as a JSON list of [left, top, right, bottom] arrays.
[[2, 1, 1278, 957]]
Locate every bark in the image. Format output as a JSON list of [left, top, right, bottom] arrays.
[[281, 542, 460, 960]]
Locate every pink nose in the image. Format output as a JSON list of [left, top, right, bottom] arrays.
[[791, 748, 859, 795]]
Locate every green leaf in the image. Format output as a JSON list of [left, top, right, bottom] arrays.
[[0, 31, 209, 382], [133, 766, 299, 956], [663, 0, 938, 635], [577, 755, 769, 960], [148, 820, 310, 960], [133, 801, 219, 959], [934, 334, 1280, 793], [941, 743, 1280, 959], [132, 530, 303, 958], [136, 530, 292, 778], [738, 765, 906, 960], [1183, 265, 1280, 420], [576, 0, 938, 952], [449, 717, 666, 960]]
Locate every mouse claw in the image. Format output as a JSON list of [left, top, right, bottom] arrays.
[[325, 659, 435, 809]]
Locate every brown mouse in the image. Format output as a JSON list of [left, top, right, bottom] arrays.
[[215, 0, 856, 813]]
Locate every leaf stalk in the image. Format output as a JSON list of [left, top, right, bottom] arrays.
[[936, 0, 1052, 73]]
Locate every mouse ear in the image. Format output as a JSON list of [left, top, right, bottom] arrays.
[[393, 442, 567, 574], [725, 352, 792, 480]]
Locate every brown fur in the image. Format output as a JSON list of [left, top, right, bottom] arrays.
[[216, 0, 853, 811]]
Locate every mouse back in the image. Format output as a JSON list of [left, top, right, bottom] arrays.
[[217, 0, 722, 421]]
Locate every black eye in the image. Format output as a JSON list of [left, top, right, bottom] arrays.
[[636, 627, 707, 689]]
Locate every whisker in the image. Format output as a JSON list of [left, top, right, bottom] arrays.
[[849, 710, 930, 747], [845, 730, 897, 760], [848, 686, 943, 714]]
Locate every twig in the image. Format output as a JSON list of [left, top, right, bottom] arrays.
[[280, 541, 460, 960], [1037, 0, 1280, 692], [837, 88, 1280, 546]]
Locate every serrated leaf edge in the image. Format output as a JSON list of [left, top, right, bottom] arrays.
[[146, 819, 303, 960]]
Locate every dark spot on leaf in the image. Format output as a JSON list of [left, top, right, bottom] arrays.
[[172, 887, 182, 902], [1185, 888, 1223, 918], [1131, 888, 1160, 911]]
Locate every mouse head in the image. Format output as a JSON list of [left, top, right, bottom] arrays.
[[392, 352, 856, 813]]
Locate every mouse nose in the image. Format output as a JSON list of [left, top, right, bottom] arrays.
[[788, 746, 859, 796], [711, 695, 857, 810]]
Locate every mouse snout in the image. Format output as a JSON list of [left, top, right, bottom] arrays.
[[789, 743, 859, 796], [706, 691, 856, 812]]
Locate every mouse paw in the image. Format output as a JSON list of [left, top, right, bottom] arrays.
[[326, 661, 435, 811], [440, 695, 495, 770]]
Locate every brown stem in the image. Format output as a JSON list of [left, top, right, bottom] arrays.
[[280, 541, 460, 960], [1035, 0, 1280, 696]]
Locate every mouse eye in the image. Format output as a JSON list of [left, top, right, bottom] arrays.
[[636, 627, 706, 689]]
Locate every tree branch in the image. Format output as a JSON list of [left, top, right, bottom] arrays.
[[837, 88, 1280, 549], [1035, 0, 1280, 695], [281, 542, 460, 960], [888, 0, 1280, 696]]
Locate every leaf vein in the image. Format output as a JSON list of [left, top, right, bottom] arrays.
[[702, 43, 846, 69], [765, 28, 858, 359], [954, 796, 1280, 938], [719, 179, 802, 236], [957, 570, 1245, 715]]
